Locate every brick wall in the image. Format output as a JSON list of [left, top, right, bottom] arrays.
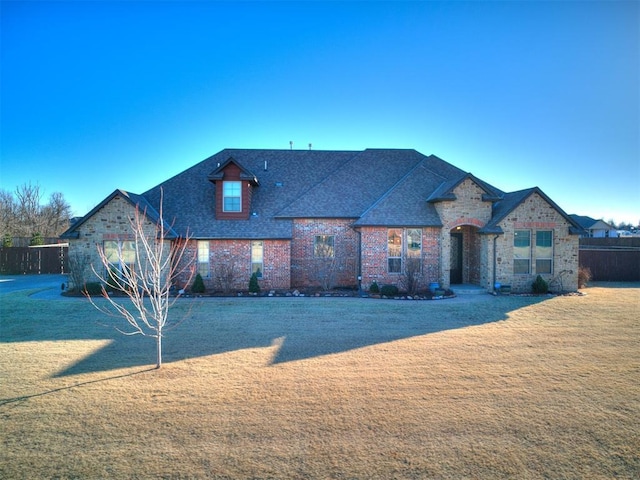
[[359, 226, 440, 291], [180, 239, 291, 291], [291, 219, 358, 288]]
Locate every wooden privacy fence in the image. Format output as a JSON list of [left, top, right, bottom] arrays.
[[579, 238, 640, 282], [0, 245, 69, 275]]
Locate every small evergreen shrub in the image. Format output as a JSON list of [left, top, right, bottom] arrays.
[[380, 284, 399, 297], [578, 267, 592, 288], [249, 272, 260, 294], [191, 273, 205, 294], [369, 281, 380, 294], [30, 232, 44, 246], [532, 275, 549, 294], [2, 233, 12, 247], [82, 282, 104, 296]]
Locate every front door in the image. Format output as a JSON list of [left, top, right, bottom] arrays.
[[450, 232, 463, 284]]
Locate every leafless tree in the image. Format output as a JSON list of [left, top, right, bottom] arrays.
[[0, 183, 71, 239], [42, 192, 72, 236], [67, 250, 92, 292], [15, 182, 44, 236], [86, 196, 196, 369], [0, 190, 17, 236], [313, 240, 339, 291], [400, 257, 423, 295], [213, 260, 239, 293]]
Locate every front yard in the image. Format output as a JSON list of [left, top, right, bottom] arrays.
[[1, 284, 638, 478]]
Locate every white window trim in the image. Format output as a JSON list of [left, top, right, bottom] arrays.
[[222, 181, 242, 213]]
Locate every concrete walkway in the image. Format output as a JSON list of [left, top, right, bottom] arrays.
[[0, 274, 69, 298]]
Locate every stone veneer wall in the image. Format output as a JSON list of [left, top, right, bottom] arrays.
[[359, 226, 441, 291], [291, 219, 358, 288], [495, 192, 579, 293], [433, 179, 494, 289], [67, 195, 163, 289]]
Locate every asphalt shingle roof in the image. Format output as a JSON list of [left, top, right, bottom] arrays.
[[65, 148, 577, 240]]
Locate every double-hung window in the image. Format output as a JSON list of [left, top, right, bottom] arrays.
[[251, 241, 263, 278], [535, 230, 553, 274], [197, 241, 210, 277], [387, 229, 422, 274], [314, 235, 335, 258], [387, 229, 403, 273], [104, 240, 136, 284], [407, 229, 422, 260], [513, 230, 531, 274], [223, 181, 241, 212]]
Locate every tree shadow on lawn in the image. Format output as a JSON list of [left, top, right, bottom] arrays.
[[5, 296, 550, 378]]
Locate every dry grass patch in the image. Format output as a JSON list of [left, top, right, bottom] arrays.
[[1, 284, 639, 479]]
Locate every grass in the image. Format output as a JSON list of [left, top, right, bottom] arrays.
[[1, 284, 639, 479]]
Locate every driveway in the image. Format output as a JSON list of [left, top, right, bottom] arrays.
[[0, 274, 69, 297]]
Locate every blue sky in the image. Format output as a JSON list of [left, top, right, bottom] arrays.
[[1, 1, 638, 225]]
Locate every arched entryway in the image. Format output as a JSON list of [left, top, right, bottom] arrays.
[[449, 225, 481, 285]]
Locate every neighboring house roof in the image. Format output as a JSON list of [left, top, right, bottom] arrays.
[[61, 189, 178, 239], [62, 148, 578, 240], [569, 215, 615, 231]]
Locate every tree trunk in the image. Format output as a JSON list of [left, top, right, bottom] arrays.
[[156, 333, 162, 369]]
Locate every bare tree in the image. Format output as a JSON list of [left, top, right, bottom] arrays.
[[0, 183, 71, 239], [68, 250, 92, 292], [213, 260, 239, 293], [313, 238, 338, 291], [400, 257, 422, 295], [86, 197, 196, 369], [41, 192, 72, 236], [0, 190, 16, 237], [14, 182, 44, 236]]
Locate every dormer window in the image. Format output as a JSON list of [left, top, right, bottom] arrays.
[[209, 157, 259, 220], [223, 181, 242, 212]]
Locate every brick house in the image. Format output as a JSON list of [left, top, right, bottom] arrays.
[[62, 148, 583, 293]]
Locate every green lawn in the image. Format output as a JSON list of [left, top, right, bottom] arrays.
[[1, 285, 639, 479]]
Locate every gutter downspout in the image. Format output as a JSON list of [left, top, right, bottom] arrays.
[[492, 234, 500, 293], [356, 229, 363, 296]]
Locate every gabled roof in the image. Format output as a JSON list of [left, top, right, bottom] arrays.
[[142, 149, 358, 238], [569, 214, 614, 231], [207, 157, 259, 185], [481, 187, 584, 235], [354, 158, 449, 227], [427, 173, 503, 203], [66, 148, 577, 240], [61, 189, 179, 239]]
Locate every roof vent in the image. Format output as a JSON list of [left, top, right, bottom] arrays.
[[275, 181, 283, 187], [264, 160, 267, 171]]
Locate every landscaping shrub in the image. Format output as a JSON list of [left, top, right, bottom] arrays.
[[2, 233, 12, 247], [380, 284, 399, 297], [369, 281, 379, 294], [578, 267, 592, 288], [191, 273, 205, 294], [82, 282, 104, 296], [532, 275, 549, 294], [249, 272, 260, 294]]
